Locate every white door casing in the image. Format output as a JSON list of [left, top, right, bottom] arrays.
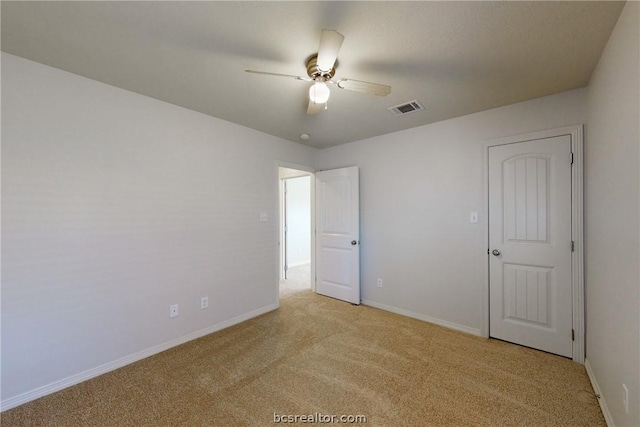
[[283, 179, 289, 280], [489, 135, 573, 358], [315, 166, 360, 304]]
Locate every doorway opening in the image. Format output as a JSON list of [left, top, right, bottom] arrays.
[[279, 167, 313, 296]]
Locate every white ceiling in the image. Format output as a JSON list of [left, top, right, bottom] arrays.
[[1, 1, 624, 148]]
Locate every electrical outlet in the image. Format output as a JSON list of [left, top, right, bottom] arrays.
[[377, 278, 383, 288], [169, 304, 179, 318], [623, 383, 629, 414], [201, 296, 209, 309]]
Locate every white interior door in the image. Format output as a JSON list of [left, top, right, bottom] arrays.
[[489, 135, 573, 357], [315, 166, 360, 304]]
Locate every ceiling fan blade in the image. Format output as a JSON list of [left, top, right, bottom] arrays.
[[245, 70, 310, 81], [336, 79, 391, 97], [316, 30, 344, 72], [307, 99, 325, 115]]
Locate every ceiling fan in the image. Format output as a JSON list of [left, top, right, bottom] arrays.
[[245, 30, 391, 115]]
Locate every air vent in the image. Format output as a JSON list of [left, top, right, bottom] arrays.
[[388, 100, 425, 116]]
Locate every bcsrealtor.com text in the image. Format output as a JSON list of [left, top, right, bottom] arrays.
[[274, 412, 367, 424]]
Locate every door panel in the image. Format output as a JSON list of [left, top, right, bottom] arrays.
[[504, 156, 550, 242], [489, 136, 572, 357], [503, 263, 551, 326], [316, 166, 360, 304]]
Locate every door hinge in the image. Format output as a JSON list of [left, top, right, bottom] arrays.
[[572, 329, 575, 341], [571, 241, 575, 252], [570, 152, 574, 164]]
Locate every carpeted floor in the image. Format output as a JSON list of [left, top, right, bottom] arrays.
[[280, 263, 311, 295], [2, 267, 604, 426]]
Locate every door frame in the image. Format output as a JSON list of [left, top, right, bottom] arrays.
[[481, 125, 584, 363], [276, 161, 316, 300]]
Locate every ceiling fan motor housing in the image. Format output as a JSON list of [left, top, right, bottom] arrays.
[[306, 55, 336, 80]]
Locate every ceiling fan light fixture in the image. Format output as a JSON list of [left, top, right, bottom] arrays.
[[309, 81, 330, 104]]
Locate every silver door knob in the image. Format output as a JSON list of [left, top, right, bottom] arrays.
[[492, 249, 501, 256], [351, 240, 358, 245]]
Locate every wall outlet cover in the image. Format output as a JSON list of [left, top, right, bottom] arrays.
[[169, 304, 179, 318]]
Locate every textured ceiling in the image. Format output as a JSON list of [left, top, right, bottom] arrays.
[[1, 1, 625, 148]]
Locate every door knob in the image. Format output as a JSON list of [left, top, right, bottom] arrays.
[[492, 249, 501, 256], [351, 240, 358, 246]]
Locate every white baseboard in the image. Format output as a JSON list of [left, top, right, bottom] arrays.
[[585, 359, 615, 427], [361, 299, 482, 337], [0, 302, 278, 412]]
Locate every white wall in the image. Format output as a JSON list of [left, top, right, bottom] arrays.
[[285, 176, 311, 268], [584, 2, 640, 426], [317, 88, 587, 334], [1, 53, 317, 406]]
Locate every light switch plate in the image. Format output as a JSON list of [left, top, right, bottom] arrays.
[[470, 212, 479, 223], [260, 212, 268, 222]]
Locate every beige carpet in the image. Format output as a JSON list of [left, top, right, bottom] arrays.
[[2, 272, 604, 426], [280, 263, 311, 295]]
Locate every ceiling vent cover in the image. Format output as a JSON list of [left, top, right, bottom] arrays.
[[388, 100, 424, 116]]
